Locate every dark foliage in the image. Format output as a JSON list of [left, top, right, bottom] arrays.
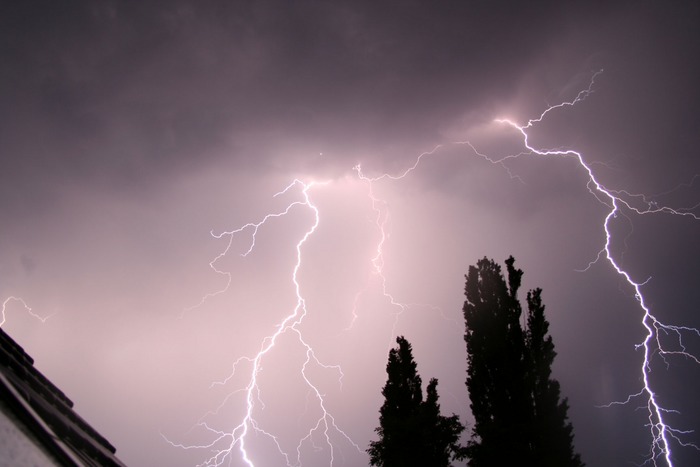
[[368, 336, 465, 466], [463, 257, 583, 467]]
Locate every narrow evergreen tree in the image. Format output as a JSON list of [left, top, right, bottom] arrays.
[[526, 288, 583, 467], [368, 336, 423, 467], [463, 257, 583, 467], [368, 336, 465, 466], [419, 378, 466, 466], [463, 257, 532, 465]]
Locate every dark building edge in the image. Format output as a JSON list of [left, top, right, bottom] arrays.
[[0, 327, 127, 466]]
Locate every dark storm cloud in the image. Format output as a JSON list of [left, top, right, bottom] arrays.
[[1, 0, 596, 192], [4, 0, 695, 197]]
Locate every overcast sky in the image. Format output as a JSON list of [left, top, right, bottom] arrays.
[[1, 1, 699, 466]]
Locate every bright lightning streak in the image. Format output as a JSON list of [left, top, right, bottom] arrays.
[[182, 181, 321, 316], [352, 149, 452, 336], [496, 70, 700, 467], [167, 179, 361, 466], [175, 70, 698, 467], [1, 296, 52, 327], [354, 69, 699, 466]]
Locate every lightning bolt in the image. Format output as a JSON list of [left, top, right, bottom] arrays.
[[166, 179, 362, 466], [495, 70, 700, 467], [341, 70, 699, 466], [172, 70, 698, 467], [1, 296, 53, 327], [351, 153, 463, 338]]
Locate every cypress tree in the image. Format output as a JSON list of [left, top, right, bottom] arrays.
[[463, 257, 583, 467], [368, 336, 465, 466]]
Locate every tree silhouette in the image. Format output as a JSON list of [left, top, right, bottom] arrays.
[[368, 336, 465, 466], [526, 287, 582, 466], [463, 257, 583, 467]]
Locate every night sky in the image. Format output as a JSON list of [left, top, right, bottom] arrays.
[[1, 1, 699, 466]]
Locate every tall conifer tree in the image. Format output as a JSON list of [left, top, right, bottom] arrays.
[[463, 257, 583, 467], [368, 336, 465, 466]]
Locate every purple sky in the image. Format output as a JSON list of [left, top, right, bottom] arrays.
[[1, 1, 699, 466]]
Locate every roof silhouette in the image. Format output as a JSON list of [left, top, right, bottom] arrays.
[[0, 327, 127, 466]]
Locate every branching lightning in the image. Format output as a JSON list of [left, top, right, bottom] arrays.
[[166, 179, 362, 466], [495, 70, 700, 467], [1, 296, 52, 327], [351, 150, 463, 337], [173, 70, 698, 467]]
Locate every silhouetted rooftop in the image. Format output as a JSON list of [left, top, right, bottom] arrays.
[[0, 326, 126, 466]]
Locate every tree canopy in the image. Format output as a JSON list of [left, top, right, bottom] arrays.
[[463, 256, 583, 467], [368, 336, 465, 466]]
